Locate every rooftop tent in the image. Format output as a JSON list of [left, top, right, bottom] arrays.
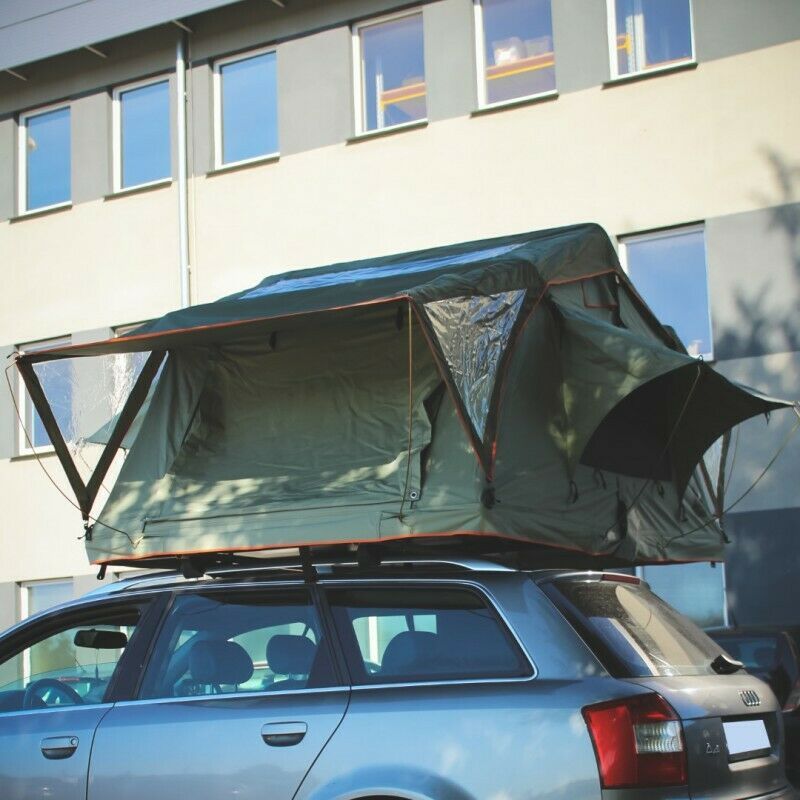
[[16, 223, 791, 567]]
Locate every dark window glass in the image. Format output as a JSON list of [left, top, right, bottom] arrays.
[[328, 587, 530, 683], [140, 590, 335, 699], [614, 0, 693, 76], [551, 578, 723, 677], [219, 51, 279, 164], [119, 80, 171, 188], [359, 14, 426, 132], [25, 107, 71, 210], [480, 0, 555, 105]]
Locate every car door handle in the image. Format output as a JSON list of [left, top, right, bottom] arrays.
[[261, 721, 307, 747], [41, 736, 79, 760]]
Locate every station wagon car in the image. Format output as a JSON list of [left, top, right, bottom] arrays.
[[0, 559, 794, 799]]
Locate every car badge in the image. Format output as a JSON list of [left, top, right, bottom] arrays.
[[740, 690, 761, 707]]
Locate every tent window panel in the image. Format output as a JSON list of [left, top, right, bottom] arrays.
[[424, 290, 526, 441], [477, 0, 556, 107]]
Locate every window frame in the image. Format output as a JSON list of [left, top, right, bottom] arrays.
[[136, 584, 346, 702], [323, 579, 536, 688], [473, 0, 558, 110], [16, 335, 71, 456], [17, 101, 72, 215], [111, 74, 173, 193], [0, 594, 164, 710], [352, 7, 428, 137], [606, 0, 696, 81], [618, 222, 713, 361], [212, 45, 280, 171]]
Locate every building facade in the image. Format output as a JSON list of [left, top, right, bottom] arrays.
[[0, 0, 798, 631]]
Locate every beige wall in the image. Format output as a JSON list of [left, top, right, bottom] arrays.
[[191, 41, 799, 302]]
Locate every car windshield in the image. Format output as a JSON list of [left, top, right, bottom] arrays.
[[550, 578, 725, 677]]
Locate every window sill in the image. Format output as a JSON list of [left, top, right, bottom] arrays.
[[347, 119, 428, 144], [12, 447, 57, 462], [104, 178, 173, 200], [10, 202, 72, 223], [471, 90, 558, 117], [207, 153, 280, 177], [603, 60, 697, 88]]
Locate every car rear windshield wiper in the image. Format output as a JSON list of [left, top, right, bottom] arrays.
[[710, 653, 745, 674]]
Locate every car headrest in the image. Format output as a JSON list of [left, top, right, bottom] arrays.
[[381, 631, 439, 676], [267, 635, 316, 676], [189, 640, 254, 686]]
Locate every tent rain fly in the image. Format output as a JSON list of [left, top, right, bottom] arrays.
[[15, 223, 792, 567]]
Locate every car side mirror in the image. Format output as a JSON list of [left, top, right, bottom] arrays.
[[73, 628, 128, 649]]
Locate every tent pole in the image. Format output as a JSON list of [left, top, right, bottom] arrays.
[[84, 350, 166, 512], [15, 358, 90, 519]]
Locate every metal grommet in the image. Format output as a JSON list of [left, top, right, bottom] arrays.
[[408, 489, 420, 501]]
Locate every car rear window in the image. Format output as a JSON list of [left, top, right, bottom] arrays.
[[548, 578, 724, 677], [327, 586, 531, 684]]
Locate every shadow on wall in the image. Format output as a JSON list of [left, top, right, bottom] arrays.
[[715, 150, 800, 361]]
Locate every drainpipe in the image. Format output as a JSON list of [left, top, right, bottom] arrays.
[[176, 32, 191, 308]]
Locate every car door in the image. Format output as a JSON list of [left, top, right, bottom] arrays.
[[88, 584, 350, 800], [0, 595, 159, 800]]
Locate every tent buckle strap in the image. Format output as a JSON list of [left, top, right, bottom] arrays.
[[96, 564, 107, 581], [299, 547, 318, 583], [481, 487, 496, 509]]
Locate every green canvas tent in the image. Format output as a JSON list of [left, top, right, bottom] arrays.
[[16, 223, 791, 567]]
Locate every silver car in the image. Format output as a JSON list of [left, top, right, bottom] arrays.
[[0, 559, 794, 799]]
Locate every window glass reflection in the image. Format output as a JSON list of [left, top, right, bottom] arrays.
[[220, 51, 279, 164], [359, 14, 426, 132], [624, 227, 712, 358], [25, 107, 71, 210], [480, 0, 555, 105], [119, 80, 171, 188], [614, 0, 693, 76]]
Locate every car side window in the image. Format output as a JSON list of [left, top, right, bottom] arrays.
[[327, 586, 532, 684], [139, 589, 337, 699], [0, 605, 142, 714]]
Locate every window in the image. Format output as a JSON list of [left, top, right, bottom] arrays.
[[0, 604, 141, 713], [113, 77, 171, 190], [548, 577, 724, 677], [608, 0, 694, 78], [354, 11, 426, 134], [214, 48, 279, 167], [18, 104, 71, 212], [475, 0, 556, 107], [23, 579, 73, 618], [328, 586, 531, 684], [620, 225, 712, 359], [18, 337, 74, 453], [140, 590, 336, 699]]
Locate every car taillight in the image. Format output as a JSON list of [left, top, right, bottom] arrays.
[[583, 693, 687, 789]]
